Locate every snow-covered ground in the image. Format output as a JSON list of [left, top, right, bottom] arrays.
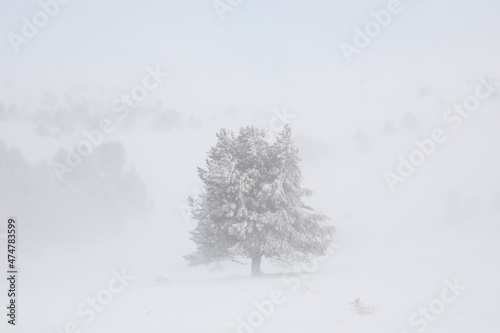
[[1, 68, 499, 332]]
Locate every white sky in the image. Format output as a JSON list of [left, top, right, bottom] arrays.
[[1, 0, 499, 113]]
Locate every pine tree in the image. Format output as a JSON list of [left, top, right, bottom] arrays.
[[185, 125, 334, 275]]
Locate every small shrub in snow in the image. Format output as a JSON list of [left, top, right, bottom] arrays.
[[349, 298, 377, 315]]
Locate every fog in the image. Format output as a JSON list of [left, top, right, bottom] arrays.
[[1, 1, 499, 332]]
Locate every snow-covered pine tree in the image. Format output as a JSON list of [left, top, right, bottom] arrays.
[[185, 125, 334, 275]]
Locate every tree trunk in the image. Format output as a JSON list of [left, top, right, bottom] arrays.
[[251, 255, 262, 276]]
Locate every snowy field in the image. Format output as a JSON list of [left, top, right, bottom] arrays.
[[1, 1, 500, 332], [2, 74, 500, 331]]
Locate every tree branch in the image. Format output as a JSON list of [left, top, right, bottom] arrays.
[[231, 259, 247, 265]]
